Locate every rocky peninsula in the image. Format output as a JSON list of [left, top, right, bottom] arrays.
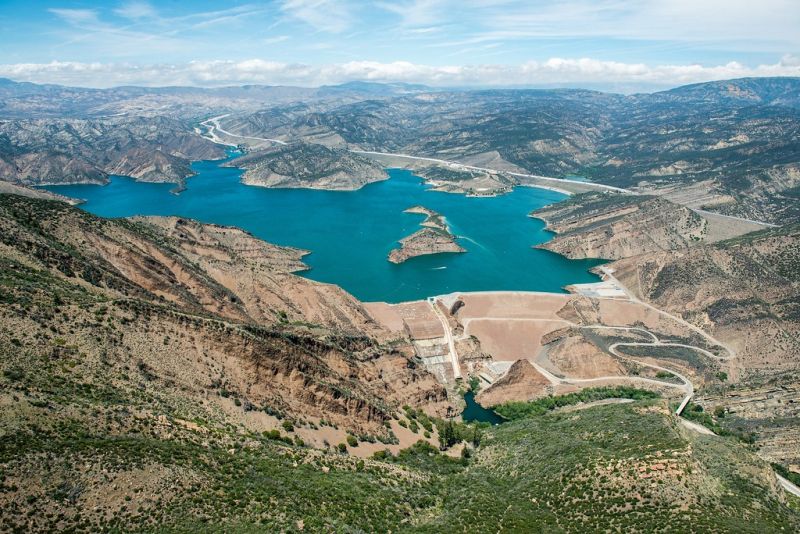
[[388, 206, 465, 263], [225, 141, 388, 190]]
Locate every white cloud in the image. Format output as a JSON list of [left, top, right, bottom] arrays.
[[477, 0, 800, 50], [263, 35, 291, 44], [280, 0, 354, 33], [378, 0, 448, 27], [114, 2, 158, 20], [1, 58, 798, 90], [48, 8, 100, 26]]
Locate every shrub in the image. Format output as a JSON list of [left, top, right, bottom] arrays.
[[3, 367, 25, 381], [373, 449, 392, 460]]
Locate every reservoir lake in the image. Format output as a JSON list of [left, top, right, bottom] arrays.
[[45, 155, 604, 303]]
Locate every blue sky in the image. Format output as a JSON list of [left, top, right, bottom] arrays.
[[0, 0, 799, 90]]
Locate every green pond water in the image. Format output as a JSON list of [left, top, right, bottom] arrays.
[[461, 391, 505, 425], [44, 154, 603, 303]]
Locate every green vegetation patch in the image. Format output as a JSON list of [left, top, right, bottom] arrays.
[[494, 386, 660, 420]]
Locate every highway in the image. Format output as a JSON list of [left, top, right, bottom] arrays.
[[200, 114, 287, 146], [198, 118, 778, 229]]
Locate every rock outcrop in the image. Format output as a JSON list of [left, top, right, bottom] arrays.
[[476, 360, 551, 407]]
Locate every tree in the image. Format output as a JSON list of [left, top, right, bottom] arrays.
[[438, 420, 457, 450], [472, 426, 482, 447]]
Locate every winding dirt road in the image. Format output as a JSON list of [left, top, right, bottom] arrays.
[[535, 323, 698, 415]]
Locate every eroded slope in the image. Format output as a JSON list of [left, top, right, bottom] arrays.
[[531, 192, 708, 259]]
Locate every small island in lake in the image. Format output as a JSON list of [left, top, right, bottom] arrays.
[[388, 206, 466, 264]]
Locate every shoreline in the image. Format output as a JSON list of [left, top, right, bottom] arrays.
[[33, 152, 603, 304]]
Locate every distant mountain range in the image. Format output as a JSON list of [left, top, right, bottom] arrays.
[[1, 76, 799, 223], [221, 77, 800, 223], [0, 78, 431, 119]]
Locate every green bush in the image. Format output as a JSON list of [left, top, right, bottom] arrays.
[[3, 367, 24, 381]]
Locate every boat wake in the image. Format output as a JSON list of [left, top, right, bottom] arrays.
[[458, 236, 487, 250], [431, 266, 447, 270]]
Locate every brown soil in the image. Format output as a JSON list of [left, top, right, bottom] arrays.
[[476, 360, 551, 406]]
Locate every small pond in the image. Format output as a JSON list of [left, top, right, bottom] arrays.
[[461, 391, 505, 425]]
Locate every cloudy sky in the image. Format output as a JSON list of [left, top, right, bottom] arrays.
[[1, 0, 799, 91]]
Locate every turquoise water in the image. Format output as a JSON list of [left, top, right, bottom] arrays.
[[44, 155, 603, 302], [462, 392, 505, 425]]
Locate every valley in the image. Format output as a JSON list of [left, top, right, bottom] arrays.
[[2, 189, 799, 531], [1, 75, 800, 531]]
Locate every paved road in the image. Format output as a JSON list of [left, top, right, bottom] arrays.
[[598, 266, 736, 362], [577, 324, 694, 414], [201, 115, 287, 146], [693, 208, 779, 228], [607, 340, 694, 415], [531, 356, 690, 397], [514, 319, 701, 415], [197, 117, 777, 228], [353, 151, 776, 228], [353, 150, 629, 194], [429, 297, 462, 380], [777, 474, 800, 498]]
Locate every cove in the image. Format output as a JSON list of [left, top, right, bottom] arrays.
[[43, 155, 604, 303]]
